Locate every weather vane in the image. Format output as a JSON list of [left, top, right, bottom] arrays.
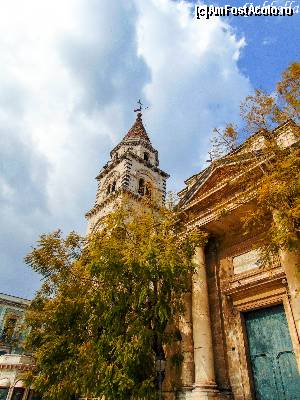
[[134, 99, 149, 114]]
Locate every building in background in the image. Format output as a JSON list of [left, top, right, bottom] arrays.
[[0, 293, 38, 400]]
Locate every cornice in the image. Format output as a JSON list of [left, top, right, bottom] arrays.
[[85, 186, 164, 219], [0, 301, 28, 310], [0, 297, 29, 309], [86, 189, 162, 234], [85, 189, 122, 218], [96, 151, 169, 181], [223, 265, 285, 296], [0, 363, 34, 371], [185, 187, 255, 231], [110, 138, 158, 159]]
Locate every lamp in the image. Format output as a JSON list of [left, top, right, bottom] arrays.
[[155, 352, 166, 400]]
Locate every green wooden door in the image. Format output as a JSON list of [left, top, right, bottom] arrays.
[[244, 304, 300, 400], [0, 388, 8, 400]]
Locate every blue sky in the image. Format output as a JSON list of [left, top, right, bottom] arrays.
[[225, 1, 300, 91], [0, 0, 299, 299]]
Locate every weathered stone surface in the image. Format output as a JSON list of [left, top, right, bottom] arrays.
[[178, 120, 300, 400]]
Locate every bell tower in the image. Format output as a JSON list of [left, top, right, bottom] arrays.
[[85, 111, 169, 234]]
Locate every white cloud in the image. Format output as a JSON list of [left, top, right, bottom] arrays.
[[134, 0, 250, 187], [0, 0, 251, 298]]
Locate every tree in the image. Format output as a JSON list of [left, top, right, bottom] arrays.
[[210, 62, 300, 260], [24, 199, 207, 399]]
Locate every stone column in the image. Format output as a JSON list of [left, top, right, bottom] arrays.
[[273, 211, 300, 340], [191, 247, 219, 399], [279, 249, 300, 339], [178, 290, 194, 399]]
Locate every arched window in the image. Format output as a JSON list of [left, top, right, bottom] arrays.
[[1, 314, 17, 342], [144, 152, 149, 162], [138, 178, 145, 196], [111, 181, 116, 192], [106, 184, 111, 195]]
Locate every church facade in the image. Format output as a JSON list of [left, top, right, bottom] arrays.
[[176, 119, 300, 399]]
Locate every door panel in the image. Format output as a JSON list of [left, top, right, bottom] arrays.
[[277, 351, 300, 399], [251, 353, 278, 399], [11, 388, 25, 400], [244, 304, 300, 400], [0, 388, 8, 400]]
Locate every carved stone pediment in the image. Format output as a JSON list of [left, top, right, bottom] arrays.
[[180, 120, 299, 211], [181, 156, 255, 209], [195, 164, 237, 196]]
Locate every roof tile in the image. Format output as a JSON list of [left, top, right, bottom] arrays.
[[123, 113, 151, 143]]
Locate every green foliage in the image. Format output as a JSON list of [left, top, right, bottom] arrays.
[[24, 200, 207, 399], [210, 61, 300, 259], [242, 144, 300, 259], [240, 62, 300, 132], [209, 124, 238, 160]]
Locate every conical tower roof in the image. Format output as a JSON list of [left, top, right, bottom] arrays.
[[122, 112, 151, 143]]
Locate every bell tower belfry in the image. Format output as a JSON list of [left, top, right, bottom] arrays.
[[85, 111, 169, 234]]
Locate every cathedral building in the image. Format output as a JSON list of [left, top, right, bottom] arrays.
[[0, 113, 299, 400], [85, 112, 300, 399]]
